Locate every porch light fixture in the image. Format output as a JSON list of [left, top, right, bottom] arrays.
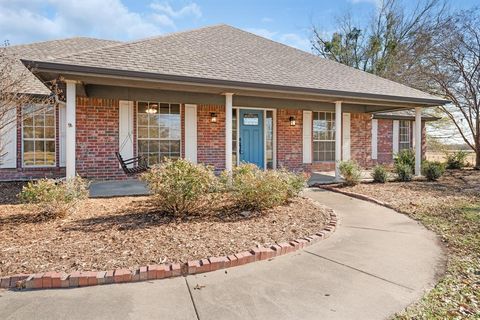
[[210, 112, 218, 123], [289, 116, 296, 126], [145, 103, 158, 114]]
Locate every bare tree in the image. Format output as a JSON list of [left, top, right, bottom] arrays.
[[311, 0, 448, 88], [0, 44, 58, 165], [423, 9, 480, 168]]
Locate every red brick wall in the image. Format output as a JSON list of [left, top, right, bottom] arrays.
[[276, 109, 303, 171], [377, 119, 394, 164], [197, 105, 226, 171], [75, 97, 124, 180], [350, 113, 373, 167]]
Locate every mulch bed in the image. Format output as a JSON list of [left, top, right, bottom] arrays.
[[0, 186, 331, 277]]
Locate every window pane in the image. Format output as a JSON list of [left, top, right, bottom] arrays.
[[45, 141, 55, 165], [138, 140, 148, 153], [23, 127, 34, 138], [138, 127, 148, 138], [170, 140, 180, 153], [170, 104, 180, 114], [23, 105, 56, 166], [149, 140, 159, 153], [138, 101, 181, 165], [45, 127, 55, 139], [149, 126, 159, 139], [137, 102, 149, 113], [138, 113, 148, 126]]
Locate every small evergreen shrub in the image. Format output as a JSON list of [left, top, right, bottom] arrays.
[[445, 150, 468, 169], [371, 165, 388, 183], [141, 158, 219, 216], [395, 163, 413, 182], [422, 161, 445, 181], [394, 149, 415, 171], [19, 176, 89, 218], [339, 160, 362, 186], [223, 164, 306, 211]]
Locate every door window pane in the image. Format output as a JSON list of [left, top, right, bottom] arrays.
[[313, 112, 335, 162]]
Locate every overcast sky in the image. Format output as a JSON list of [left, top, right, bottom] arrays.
[[1, 0, 476, 52]]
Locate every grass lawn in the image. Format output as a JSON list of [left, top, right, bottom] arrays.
[[0, 184, 330, 276], [336, 169, 479, 319]]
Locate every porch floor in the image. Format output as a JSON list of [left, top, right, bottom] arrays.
[[89, 179, 150, 198], [88, 171, 373, 198]]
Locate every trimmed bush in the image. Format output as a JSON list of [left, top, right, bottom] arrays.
[[19, 176, 89, 218], [339, 160, 362, 186], [445, 150, 468, 169], [141, 158, 219, 216], [422, 161, 445, 181], [395, 163, 413, 182], [371, 165, 389, 183], [223, 164, 307, 211], [394, 149, 415, 171]]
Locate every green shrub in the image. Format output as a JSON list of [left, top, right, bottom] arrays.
[[371, 165, 388, 183], [395, 163, 413, 182], [223, 164, 306, 211], [141, 158, 219, 216], [394, 149, 415, 171], [339, 160, 362, 186], [422, 161, 445, 181], [445, 150, 468, 169], [19, 176, 89, 218]]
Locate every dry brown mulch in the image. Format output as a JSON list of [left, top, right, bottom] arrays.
[[0, 181, 26, 205], [0, 191, 331, 276]]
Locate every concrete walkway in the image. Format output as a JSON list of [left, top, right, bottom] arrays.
[[0, 189, 445, 320]]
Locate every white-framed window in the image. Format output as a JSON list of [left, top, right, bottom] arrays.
[[399, 120, 411, 150], [22, 105, 56, 167], [137, 102, 181, 166], [313, 111, 335, 161]]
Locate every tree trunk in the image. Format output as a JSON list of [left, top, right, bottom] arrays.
[[476, 148, 480, 170]]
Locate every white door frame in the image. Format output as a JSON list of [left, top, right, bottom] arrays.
[[233, 106, 276, 169]]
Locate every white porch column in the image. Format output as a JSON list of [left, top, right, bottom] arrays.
[[335, 101, 342, 181], [415, 107, 422, 176], [224, 93, 234, 171], [65, 81, 76, 178]]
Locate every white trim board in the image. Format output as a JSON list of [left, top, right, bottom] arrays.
[[184, 104, 198, 163], [371, 119, 378, 160]]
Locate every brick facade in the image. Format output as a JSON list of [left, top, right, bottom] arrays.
[[75, 97, 125, 180], [197, 105, 226, 171], [0, 97, 428, 181]]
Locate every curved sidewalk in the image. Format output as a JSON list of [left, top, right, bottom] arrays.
[[0, 189, 445, 320]]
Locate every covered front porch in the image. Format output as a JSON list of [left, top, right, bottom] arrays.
[[60, 81, 426, 183]]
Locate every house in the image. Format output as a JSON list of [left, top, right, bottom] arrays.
[[0, 25, 447, 182]]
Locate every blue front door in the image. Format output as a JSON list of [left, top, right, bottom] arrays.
[[239, 109, 264, 168]]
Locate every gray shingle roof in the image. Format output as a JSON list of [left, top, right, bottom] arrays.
[[28, 25, 445, 104], [6, 37, 120, 95]]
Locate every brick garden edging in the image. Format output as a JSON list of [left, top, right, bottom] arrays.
[[0, 209, 337, 291]]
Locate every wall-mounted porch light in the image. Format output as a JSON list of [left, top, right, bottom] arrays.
[[210, 112, 218, 123], [289, 116, 296, 126]]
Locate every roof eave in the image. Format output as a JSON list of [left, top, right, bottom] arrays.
[[22, 60, 451, 106]]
